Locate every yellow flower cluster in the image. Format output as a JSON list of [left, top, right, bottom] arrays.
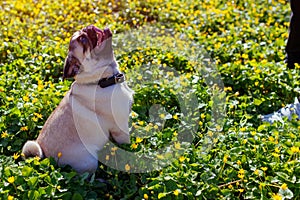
[[237, 168, 245, 179]]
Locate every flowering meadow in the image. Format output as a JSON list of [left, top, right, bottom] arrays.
[[1, 0, 300, 199]]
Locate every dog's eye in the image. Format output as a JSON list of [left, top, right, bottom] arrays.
[[78, 36, 88, 44]]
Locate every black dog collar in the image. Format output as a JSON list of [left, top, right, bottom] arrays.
[[98, 73, 125, 88]]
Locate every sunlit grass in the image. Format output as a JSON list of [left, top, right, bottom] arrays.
[[1, 0, 299, 199]]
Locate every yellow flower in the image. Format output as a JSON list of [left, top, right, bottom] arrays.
[[111, 147, 118, 152], [143, 194, 149, 200], [167, 71, 174, 77], [228, 184, 233, 189], [272, 153, 280, 158], [173, 131, 178, 137], [216, 125, 222, 131], [32, 98, 38, 103], [254, 169, 259, 176], [32, 117, 38, 122], [130, 111, 138, 118], [237, 160, 242, 165], [7, 176, 15, 184], [136, 137, 143, 143], [131, 143, 138, 149], [125, 164, 130, 171], [166, 53, 173, 60], [8, 195, 14, 200], [240, 127, 246, 132], [269, 136, 275, 142], [251, 131, 256, 136], [57, 152, 62, 158], [291, 146, 299, 154], [238, 188, 244, 193], [242, 53, 248, 59], [34, 113, 43, 119], [271, 193, 282, 200], [223, 155, 229, 163], [34, 156, 41, 161], [20, 126, 28, 131], [23, 96, 29, 102], [105, 155, 110, 161], [159, 113, 165, 119], [13, 153, 20, 160], [207, 131, 213, 137], [173, 189, 179, 196], [137, 75, 143, 80], [238, 173, 244, 179], [224, 87, 232, 92], [261, 167, 268, 171], [238, 168, 245, 179], [200, 113, 205, 119], [179, 156, 185, 162], [7, 96, 14, 101], [1, 131, 9, 138], [174, 142, 181, 150], [173, 114, 178, 120], [38, 83, 44, 91], [238, 168, 245, 174], [281, 183, 288, 190]]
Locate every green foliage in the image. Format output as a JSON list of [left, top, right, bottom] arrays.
[[1, 0, 300, 199]]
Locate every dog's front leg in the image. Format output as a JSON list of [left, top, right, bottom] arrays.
[[110, 131, 130, 144]]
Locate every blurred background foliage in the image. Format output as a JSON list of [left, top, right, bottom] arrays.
[[1, 0, 300, 199]]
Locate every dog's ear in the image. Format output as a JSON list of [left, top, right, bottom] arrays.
[[63, 55, 80, 80]]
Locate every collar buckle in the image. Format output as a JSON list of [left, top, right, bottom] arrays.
[[98, 73, 125, 88]]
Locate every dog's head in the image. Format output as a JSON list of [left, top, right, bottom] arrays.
[[63, 25, 114, 80]]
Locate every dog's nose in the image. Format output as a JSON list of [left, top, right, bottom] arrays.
[[103, 28, 112, 38]]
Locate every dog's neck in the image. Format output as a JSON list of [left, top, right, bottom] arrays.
[[74, 61, 120, 84]]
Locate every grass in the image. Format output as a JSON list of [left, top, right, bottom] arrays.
[[1, 0, 300, 199]]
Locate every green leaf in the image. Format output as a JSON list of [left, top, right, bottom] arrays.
[[258, 124, 268, 132], [28, 190, 40, 200], [72, 192, 83, 200], [40, 158, 50, 166], [148, 184, 161, 190], [253, 99, 262, 106], [158, 192, 167, 199], [64, 171, 77, 183], [28, 177, 39, 188], [275, 172, 295, 183], [22, 166, 33, 177]]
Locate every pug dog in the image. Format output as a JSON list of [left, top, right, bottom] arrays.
[[22, 25, 134, 173]]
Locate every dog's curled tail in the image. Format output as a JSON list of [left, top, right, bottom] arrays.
[[22, 141, 44, 159]]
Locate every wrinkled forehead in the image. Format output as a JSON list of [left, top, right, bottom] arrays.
[[69, 30, 88, 50], [68, 31, 80, 51], [71, 31, 82, 41]]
